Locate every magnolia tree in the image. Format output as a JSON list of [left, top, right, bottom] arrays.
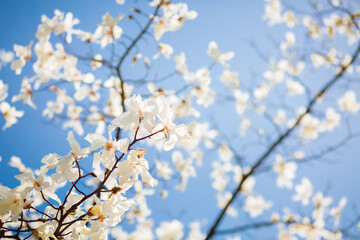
[[1, 0, 360, 239]]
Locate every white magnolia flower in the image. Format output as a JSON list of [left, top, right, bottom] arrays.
[[152, 100, 190, 151], [186, 221, 205, 240], [155, 159, 173, 180], [184, 68, 210, 85], [115, 0, 125, 4], [217, 191, 238, 217], [15, 167, 61, 204], [51, 132, 90, 183], [93, 13, 124, 48], [42, 100, 64, 119], [177, 121, 218, 149], [331, 0, 341, 6], [286, 79, 305, 96], [283, 11, 297, 28], [0, 101, 24, 130], [240, 174, 256, 195], [0, 49, 14, 69], [320, 108, 341, 131], [330, 197, 347, 227], [117, 148, 156, 187], [207, 41, 234, 68], [86, 125, 129, 169], [273, 154, 297, 189], [264, 59, 287, 83], [293, 151, 305, 160], [211, 161, 232, 192], [191, 85, 215, 107], [153, 43, 173, 59], [0, 186, 25, 219], [311, 48, 338, 68], [174, 53, 188, 74], [218, 144, 233, 162], [303, 16, 321, 39], [112, 221, 153, 239], [74, 81, 101, 102], [254, 82, 271, 100], [156, 220, 184, 240], [311, 53, 326, 68], [35, 10, 64, 41], [244, 195, 272, 218], [12, 77, 36, 109], [278, 230, 296, 240], [338, 90, 360, 113], [63, 105, 84, 135], [174, 52, 188, 74], [91, 54, 103, 70], [234, 89, 249, 115], [239, 118, 251, 135], [220, 70, 239, 88], [312, 192, 333, 228], [273, 109, 286, 125], [280, 32, 296, 54], [153, 3, 197, 40], [33, 222, 58, 240], [285, 32, 295, 46], [0, 80, 8, 102], [168, 95, 200, 118], [287, 61, 305, 76], [11, 41, 33, 75], [55, 12, 80, 43], [147, 82, 172, 98], [263, 0, 282, 25], [299, 114, 320, 140], [112, 94, 157, 133], [293, 177, 313, 205], [172, 151, 196, 191]]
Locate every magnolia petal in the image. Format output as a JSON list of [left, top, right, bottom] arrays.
[[164, 134, 178, 151], [111, 112, 130, 128], [67, 131, 81, 153], [117, 138, 129, 153], [85, 133, 107, 151], [139, 167, 157, 187], [93, 152, 101, 169], [43, 189, 61, 204]]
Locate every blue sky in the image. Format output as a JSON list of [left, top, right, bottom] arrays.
[[1, 0, 360, 239]]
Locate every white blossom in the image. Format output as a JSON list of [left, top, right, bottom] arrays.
[[273, 154, 297, 189], [244, 195, 272, 218], [0, 101, 24, 130], [0, 80, 8, 102], [286, 79, 305, 96], [156, 220, 184, 240], [338, 90, 360, 113], [93, 13, 124, 48], [0, 49, 14, 69], [10, 41, 33, 75], [207, 41, 234, 68], [293, 177, 313, 205]]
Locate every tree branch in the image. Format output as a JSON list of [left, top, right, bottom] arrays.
[[205, 42, 360, 240]]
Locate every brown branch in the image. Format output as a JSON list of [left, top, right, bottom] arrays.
[[52, 127, 165, 237], [115, 0, 164, 140], [205, 42, 360, 240], [40, 191, 59, 210], [29, 207, 54, 221], [115, 1, 164, 70], [215, 221, 278, 235]]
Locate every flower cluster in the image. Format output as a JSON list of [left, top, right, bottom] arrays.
[[1, 0, 360, 239]]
